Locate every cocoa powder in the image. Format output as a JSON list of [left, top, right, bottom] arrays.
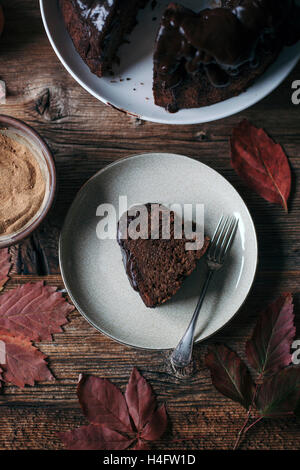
[[0, 133, 46, 235]]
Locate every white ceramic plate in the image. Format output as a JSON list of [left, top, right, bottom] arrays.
[[59, 153, 258, 350], [40, 0, 300, 125]]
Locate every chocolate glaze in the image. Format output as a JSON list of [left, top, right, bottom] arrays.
[[154, 1, 300, 92], [117, 203, 152, 292]]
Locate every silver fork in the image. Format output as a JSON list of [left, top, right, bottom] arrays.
[[170, 215, 239, 372]]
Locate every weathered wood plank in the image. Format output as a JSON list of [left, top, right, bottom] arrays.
[[0, 403, 299, 450], [0, 0, 299, 451]]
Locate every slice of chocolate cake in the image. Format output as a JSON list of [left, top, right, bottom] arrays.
[[153, 1, 300, 112], [117, 203, 210, 308], [60, 0, 149, 77]]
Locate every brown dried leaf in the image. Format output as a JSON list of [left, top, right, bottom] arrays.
[[141, 404, 168, 441], [256, 367, 300, 418], [0, 281, 74, 341], [132, 439, 151, 450], [0, 328, 54, 387], [125, 367, 156, 431], [230, 120, 291, 211], [60, 369, 168, 450], [58, 424, 134, 450], [246, 293, 295, 376], [205, 344, 255, 409], [0, 6, 4, 37], [77, 374, 133, 433]]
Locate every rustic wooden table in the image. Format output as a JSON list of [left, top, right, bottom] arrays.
[[0, 0, 299, 450]]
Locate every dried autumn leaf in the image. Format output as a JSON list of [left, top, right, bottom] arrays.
[[58, 424, 134, 450], [0, 248, 11, 290], [60, 369, 168, 450], [77, 374, 133, 433], [256, 367, 300, 418], [125, 367, 157, 431], [230, 120, 291, 211], [0, 6, 4, 37], [132, 439, 150, 450], [125, 368, 168, 441], [0, 328, 54, 387], [141, 404, 168, 441], [246, 294, 295, 377], [0, 281, 74, 341], [205, 344, 255, 409]]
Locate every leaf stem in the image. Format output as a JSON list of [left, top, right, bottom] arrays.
[[233, 410, 252, 450], [233, 377, 262, 450], [244, 416, 263, 435]]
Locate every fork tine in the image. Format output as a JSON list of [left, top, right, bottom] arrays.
[[214, 216, 232, 262], [208, 215, 226, 258], [209, 215, 230, 260], [221, 217, 239, 261], [210, 215, 225, 245], [216, 216, 234, 263], [218, 216, 239, 262]]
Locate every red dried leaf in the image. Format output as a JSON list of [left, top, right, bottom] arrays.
[[141, 404, 168, 441], [230, 120, 291, 211], [77, 374, 133, 433], [132, 439, 151, 450], [0, 248, 11, 290], [125, 367, 156, 431], [0, 328, 54, 387], [0, 282, 74, 341], [246, 294, 295, 377], [60, 369, 168, 450], [0, 6, 4, 37], [256, 367, 300, 418], [58, 424, 134, 450], [205, 344, 255, 409]]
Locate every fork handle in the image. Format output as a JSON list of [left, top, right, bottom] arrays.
[[170, 270, 213, 369]]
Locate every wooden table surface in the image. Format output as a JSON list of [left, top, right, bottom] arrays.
[[0, 0, 299, 450]]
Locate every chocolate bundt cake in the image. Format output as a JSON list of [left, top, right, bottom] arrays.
[[117, 203, 210, 308], [60, 0, 149, 77], [153, 0, 300, 112], [60, 1, 300, 111]]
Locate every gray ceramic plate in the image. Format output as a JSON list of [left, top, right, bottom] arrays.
[[59, 153, 257, 350]]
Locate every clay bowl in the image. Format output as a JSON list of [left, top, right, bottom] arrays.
[[0, 115, 56, 248]]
